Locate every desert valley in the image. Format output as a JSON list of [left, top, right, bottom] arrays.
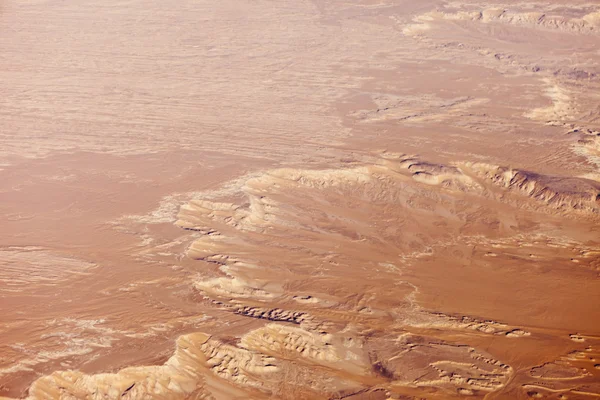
[[1, 0, 600, 399]]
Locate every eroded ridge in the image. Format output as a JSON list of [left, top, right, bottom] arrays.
[[405, 6, 600, 36], [520, 335, 600, 399], [7, 149, 600, 399], [169, 157, 597, 397], [465, 163, 600, 214], [22, 333, 232, 400]]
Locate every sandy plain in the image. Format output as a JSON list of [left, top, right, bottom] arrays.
[[1, 0, 599, 399]]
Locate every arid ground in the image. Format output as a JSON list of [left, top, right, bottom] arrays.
[[1, 0, 600, 399]]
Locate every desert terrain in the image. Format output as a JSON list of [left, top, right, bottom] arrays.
[[1, 0, 599, 399]]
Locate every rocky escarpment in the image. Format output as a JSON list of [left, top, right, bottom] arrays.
[[406, 7, 600, 36], [467, 163, 600, 214]]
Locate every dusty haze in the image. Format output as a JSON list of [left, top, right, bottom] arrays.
[[1, 0, 600, 399]]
